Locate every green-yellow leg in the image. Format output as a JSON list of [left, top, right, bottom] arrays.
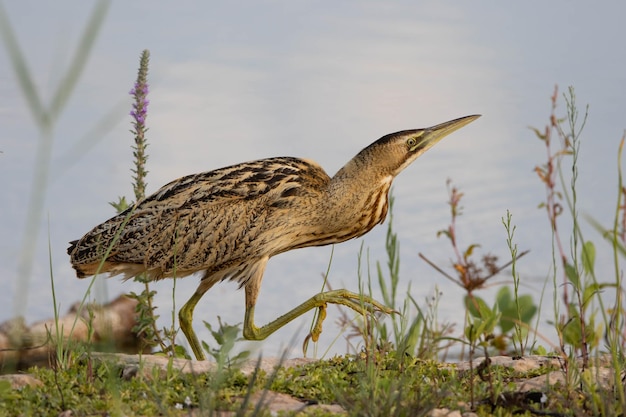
[[242, 287, 395, 341], [179, 289, 210, 360], [180, 281, 394, 361]]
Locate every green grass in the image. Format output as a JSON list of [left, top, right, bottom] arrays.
[[1, 357, 257, 416], [2, 7, 626, 417], [1, 349, 609, 416]]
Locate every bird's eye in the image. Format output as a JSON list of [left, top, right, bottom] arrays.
[[406, 137, 418, 149]]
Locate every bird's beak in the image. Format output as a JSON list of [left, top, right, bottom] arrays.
[[420, 114, 481, 151]]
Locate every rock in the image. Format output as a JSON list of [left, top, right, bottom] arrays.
[[247, 390, 344, 414], [428, 408, 462, 417], [0, 295, 142, 371], [0, 373, 43, 389], [91, 352, 317, 378], [453, 355, 563, 372]]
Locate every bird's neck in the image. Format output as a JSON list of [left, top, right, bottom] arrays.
[[322, 155, 393, 239], [331, 147, 394, 196]]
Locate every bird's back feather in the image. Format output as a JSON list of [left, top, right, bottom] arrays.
[[68, 156, 331, 282]]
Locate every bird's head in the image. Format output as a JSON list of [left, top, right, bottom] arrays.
[[360, 114, 481, 177]]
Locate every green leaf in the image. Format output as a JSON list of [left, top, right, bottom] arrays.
[[109, 195, 131, 213], [517, 295, 538, 324], [465, 323, 478, 343], [496, 287, 538, 334], [581, 241, 596, 275], [171, 344, 189, 359], [463, 244, 481, 260], [563, 317, 582, 348], [465, 295, 490, 319], [399, 315, 423, 355], [437, 229, 451, 239], [529, 126, 546, 140], [473, 320, 488, 338], [482, 311, 500, 335], [465, 295, 499, 339], [496, 287, 515, 333], [565, 262, 580, 290], [586, 214, 626, 258], [582, 283, 600, 310], [496, 286, 512, 310], [0, 379, 11, 397]]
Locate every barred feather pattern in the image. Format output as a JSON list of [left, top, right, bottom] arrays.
[[69, 158, 391, 287], [68, 116, 480, 290], [68, 157, 337, 283]]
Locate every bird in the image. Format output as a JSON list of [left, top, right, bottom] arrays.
[[67, 114, 480, 360]]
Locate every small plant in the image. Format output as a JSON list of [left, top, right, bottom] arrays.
[[108, 49, 173, 356], [501, 210, 539, 356], [463, 296, 499, 407], [421, 180, 517, 295], [530, 86, 626, 415], [531, 86, 608, 366], [374, 196, 454, 360], [463, 285, 537, 356], [109, 50, 197, 358], [334, 194, 453, 361], [375, 196, 443, 359], [420, 180, 534, 357], [202, 318, 250, 370]]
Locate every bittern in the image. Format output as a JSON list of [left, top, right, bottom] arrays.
[[68, 114, 480, 360]]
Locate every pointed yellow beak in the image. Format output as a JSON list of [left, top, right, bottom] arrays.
[[419, 114, 481, 151]]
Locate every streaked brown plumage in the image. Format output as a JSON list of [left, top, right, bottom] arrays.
[[68, 115, 480, 360]]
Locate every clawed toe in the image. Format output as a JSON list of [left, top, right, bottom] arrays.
[[317, 289, 395, 316], [302, 290, 396, 354]]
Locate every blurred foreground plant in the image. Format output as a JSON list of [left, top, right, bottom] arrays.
[[1, 0, 110, 329]]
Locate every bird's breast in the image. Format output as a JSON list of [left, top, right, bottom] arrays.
[[271, 176, 392, 252]]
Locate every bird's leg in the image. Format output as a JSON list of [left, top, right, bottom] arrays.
[[243, 286, 395, 342], [179, 281, 215, 360]]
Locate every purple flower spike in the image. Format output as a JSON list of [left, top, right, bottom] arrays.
[[129, 50, 150, 202], [130, 79, 149, 128]]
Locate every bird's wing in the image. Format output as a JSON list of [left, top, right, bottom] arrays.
[[68, 157, 330, 279], [136, 156, 329, 212]]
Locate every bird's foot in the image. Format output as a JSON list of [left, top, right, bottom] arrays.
[[302, 289, 396, 354], [302, 303, 327, 353], [313, 289, 396, 316]]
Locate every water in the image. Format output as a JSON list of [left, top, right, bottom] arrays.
[[0, 1, 624, 359]]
